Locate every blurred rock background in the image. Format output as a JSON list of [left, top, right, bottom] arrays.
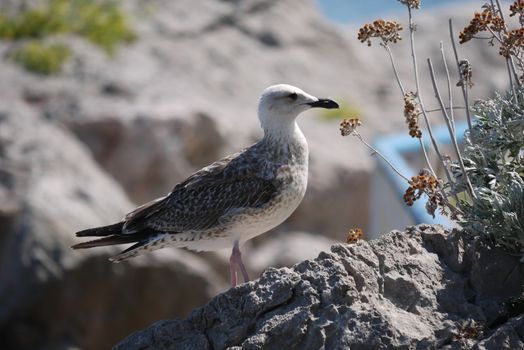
[[0, 0, 509, 349]]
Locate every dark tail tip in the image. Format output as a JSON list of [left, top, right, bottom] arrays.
[[72, 234, 141, 249], [71, 242, 93, 250], [76, 222, 125, 237]]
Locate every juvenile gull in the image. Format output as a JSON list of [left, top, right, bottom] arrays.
[[72, 84, 339, 287]]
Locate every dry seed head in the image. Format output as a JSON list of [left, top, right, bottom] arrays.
[[459, 6, 505, 44], [340, 118, 362, 136], [510, 0, 524, 14], [403, 92, 422, 138], [500, 28, 524, 58], [452, 322, 485, 342], [346, 228, 363, 244], [403, 169, 441, 214], [510, 0, 524, 25], [398, 0, 421, 9], [358, 19, 403, 46]]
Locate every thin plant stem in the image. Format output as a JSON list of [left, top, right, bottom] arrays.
[[407, 6, 438, 178], [494, 0, 521, 87], [449, 19, 473, 133], [404, 6, 458, 209], [384, 32, 437, 184], [383, 44, 406, 96], [440, 41, 455, 134], [426, 107, 466, 113], [408, 7, 423, 104], [353, 131, 410, 182], [512, 53, 524, 68], [483, 26, 519, 101], [417, 138, 436, 182], [427, 58, 477, 199], [506, 58, 519, 102], [485, 26, 504, 45], [484, 26, 519, 100], [488, 0, 520, 90], [463, 85, 473, 130]]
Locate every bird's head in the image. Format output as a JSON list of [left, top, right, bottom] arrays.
[[258, 84, 339, 131]]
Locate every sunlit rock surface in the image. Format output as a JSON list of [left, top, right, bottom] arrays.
[[115, 225, 524, 350]]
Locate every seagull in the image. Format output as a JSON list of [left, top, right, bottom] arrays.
[[72, 84, 339, 287]]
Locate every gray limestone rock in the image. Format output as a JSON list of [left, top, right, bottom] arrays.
[[115, 225, 524, 350]]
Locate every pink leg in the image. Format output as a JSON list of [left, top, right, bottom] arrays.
[[229, 240, 250, 287], [229, 251, 238, 288]]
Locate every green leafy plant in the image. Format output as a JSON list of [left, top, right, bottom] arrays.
[[0, 0, 135, 74], [69, 0, 136, 54], [457, 90, 524, 255], [12, 41, 70, 74], [0, 1, 68, 39]]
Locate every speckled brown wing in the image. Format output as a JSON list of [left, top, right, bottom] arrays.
[[122, 149, 280, 234]]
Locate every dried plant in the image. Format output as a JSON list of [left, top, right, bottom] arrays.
[[459, 5, 505, 44], [358, 20, 403, 47], [354, 0, 460, 218], [500, 28, 524, 58], [357, 19, 407, 107], [340, 118, 410, 182], [459, 1, 522, 95], [451, 321, 485, 341], [403, 92, 422, 138], [403, 170, 445, 218], [346, 228, 363, 244], [510, 0, 524, 25], [339, 118, 362, 136], [344, 0, 524, 258], [398, 0, 421, 9]]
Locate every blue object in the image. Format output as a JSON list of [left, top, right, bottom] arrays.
[[372, 122, 468, 226], [316, 0, 472, 24]]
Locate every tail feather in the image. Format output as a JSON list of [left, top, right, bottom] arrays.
[[108, 235, 164, 263], [71, 234, 141, 249], [108, 241, 147, 262], [76, 222, 124, 237], [73, 222, 166, 262]]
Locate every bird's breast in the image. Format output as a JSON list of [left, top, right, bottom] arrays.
[[234, 158, 308, 242], [226, 131, 309, 243], [272, 133, 309, 214]]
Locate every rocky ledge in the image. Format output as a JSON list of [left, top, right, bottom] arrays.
[[115, 225, 524, 349]]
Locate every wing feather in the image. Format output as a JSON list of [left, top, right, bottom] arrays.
[[123, 147, 280, 234]]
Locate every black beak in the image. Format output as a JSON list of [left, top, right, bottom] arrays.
[[307, 98, 339, 109]]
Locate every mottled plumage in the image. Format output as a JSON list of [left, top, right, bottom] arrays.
[[73, 84, 338, 286]]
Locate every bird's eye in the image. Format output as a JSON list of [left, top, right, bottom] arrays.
[[288, 92, 298, 101]]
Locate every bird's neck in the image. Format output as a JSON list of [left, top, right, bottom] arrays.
[[262, 119, 304, 145], [260, 119, 308, 166]]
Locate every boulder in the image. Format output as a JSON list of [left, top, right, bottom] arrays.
[[115, 225, 524, 349], [0, 102, 226, 350]]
